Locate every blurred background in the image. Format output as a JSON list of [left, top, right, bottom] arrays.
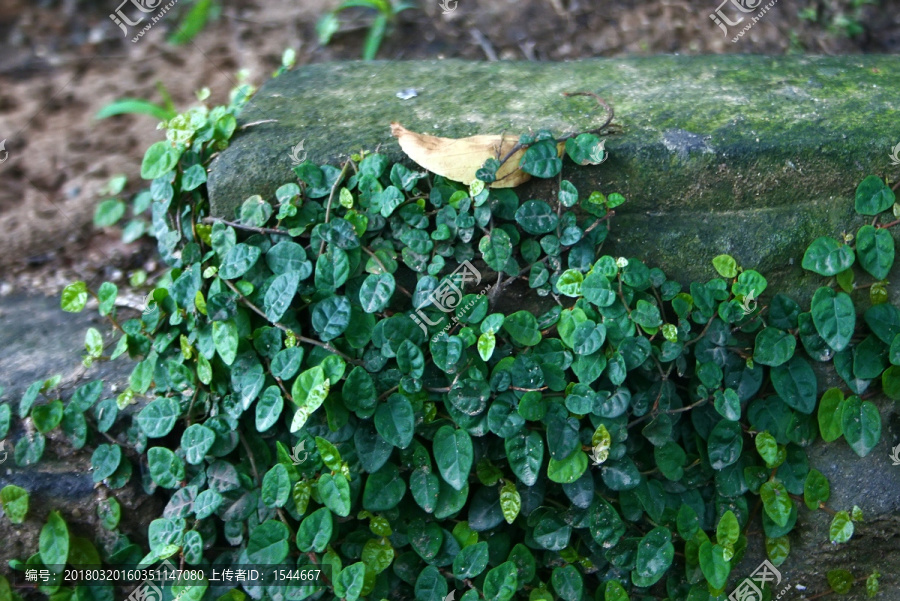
[[0, 0, 898, 296]]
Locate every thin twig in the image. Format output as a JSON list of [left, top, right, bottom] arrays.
[[239, 119, 278, 130], [221, 279, 359, 365], [203, 216, 291, 237]]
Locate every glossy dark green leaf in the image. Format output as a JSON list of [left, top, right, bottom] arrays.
[[520, 140, 562, 179], [454, 541, 489, 579], [433, 426, 474, 491], [505, 430, 544, 487], [856, 224, 895, 280], [374, 395, 415, 449], [707, 420, 743, 470], [770, 355, 817, 414], [698, 541, 730, 591], [753, 327, 796, 367], [363, 463, 407, 511], [483, 561, 519, 601], [760, 480, 792, 527], [811, 287, 856, 352], [841, 396, 881, 457], [218, 243, 261, 279], [855, 175, 895, 215], [247, 519, 290, 564], [514, 200, 558, 235], [311, 295, 352, 341], [296, 507, 333, 553], [264, 272, 300, 322], [551, 564, 583, 601], [502, 310, 542, 346], [801, 237, 855, 276], [633, 527, 674, 587]]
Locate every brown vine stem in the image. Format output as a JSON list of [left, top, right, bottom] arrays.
[[202, 216, 291, 237], [221, 279, 360, 365], [877, 218, 900, 229], [361, 247, 412, 297], [318, 160, 352, 257]]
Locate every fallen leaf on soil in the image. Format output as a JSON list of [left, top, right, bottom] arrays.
[[391, 122, 561, 188]]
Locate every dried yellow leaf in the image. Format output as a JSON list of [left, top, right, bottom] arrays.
[[390, 122, 560, 189]]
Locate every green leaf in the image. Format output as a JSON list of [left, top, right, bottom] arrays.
[[856, 225, 895, 280], [477, 331, 496, 361], [855, 175, 895, 215], [564, 133, 606, 166], [61, 281, 88, 313], [454, 541, 489, 579], [505, 430, 544, 486], [760, 480, 793, 527], [32, 400, 64, 433], [707, 419, 743, 470], [290, 365, 330, 432], [433, 426, 474, 491], [255, 386, 284, 432], [0, 485, 29, 524], [374, 395, 415, 449], [147, 446, 185, 489], [515, 200, 558, 234], [827, 569, 855, 595], [484, 561, 519, 601], [262, 463, 292, 509], [212, 320, 239, 365], [605, 581, 629, 601], [632, 527, 674, 587], [804, 468, 830, 510], [753, 327, 796, 367], [311, 295, 352, 341], [137, 397, 180, 438], [361, 538, 394, 574], [247, 520, 290, 564], [181, 424, 215, 465], [359, 273, 396, 313], [632, 299, 663, 329], [712, 254, 738, 278], [558, 180, 578, 207], [39, 510, 70, 573], [480, 229, 513, 272], [218, 243, 261, 279], [97, 497, 120, 530], [334, 562, 366, 601], [716, 511, 740, 549], [811, 287, 856, 352], [817, 388, 845, 442], [362, 463, 407, 511], [91, 444, 122, 482], [502, 310, 542, 346], [95, 98, 174, 121], [415, 565, 448, 600], [841, 396, 881, 457], [520, 139, 562, 178], [802, 237, 855, 276], [297, 507, 333, 553], [830, 510, 854, 543], [755, 431, 780, 468], [552, 564, 583, 601], [547, 449, 588, 484], [885, 365, 900, 400], [264, 272, 300, 323], [141, 141, 181, 180], [770, 355, 817, 414], [500, 480, 521, 524], [317, 473, 351, 517], [698, 541, 730, 591], [94, 199, 126, 228]]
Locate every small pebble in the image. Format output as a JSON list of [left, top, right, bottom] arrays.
[[396, 88, 418, 100]]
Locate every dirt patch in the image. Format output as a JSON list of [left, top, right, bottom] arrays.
[[0, 0, 896, 293]]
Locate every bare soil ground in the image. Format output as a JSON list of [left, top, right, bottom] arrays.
[[0, 0, 898, 296]]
